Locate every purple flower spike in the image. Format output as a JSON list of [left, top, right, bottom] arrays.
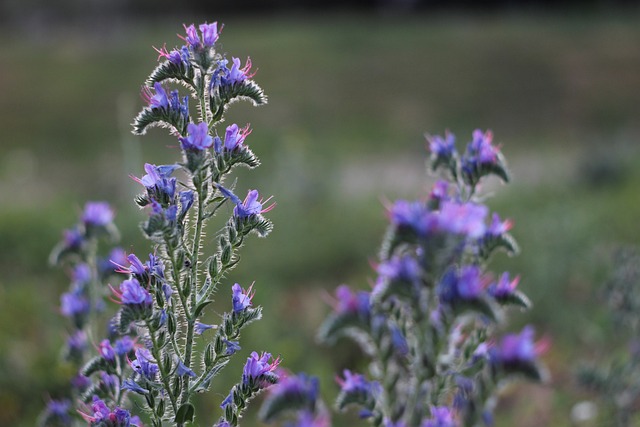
[[232, 283, 254, 313], [180, 122, 214, 151], [199, 22, 220, 46], [82, 201, 114, 227]]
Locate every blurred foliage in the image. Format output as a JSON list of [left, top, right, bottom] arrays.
[[1, 11, 640, 426]]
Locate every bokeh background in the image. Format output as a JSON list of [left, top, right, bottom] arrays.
[[1, 1, 640, 426]]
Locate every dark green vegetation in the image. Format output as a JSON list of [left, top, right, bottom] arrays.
[[1, 12, 639, 426]]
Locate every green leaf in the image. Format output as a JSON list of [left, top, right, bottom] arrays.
[[193, 360, 230, 393], [495, 290, 532, 310], [317, 311, 368, 344], [81, 356, 106, 377], [174, 403, 195, 424]]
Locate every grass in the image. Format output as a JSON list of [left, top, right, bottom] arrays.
[[1, 10, 640, 426]]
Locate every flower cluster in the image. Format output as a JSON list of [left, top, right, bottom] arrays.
[[310, 130, 547, 426], [45, 21, 278, 427]]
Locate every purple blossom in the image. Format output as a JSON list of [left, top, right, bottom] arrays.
[[377, 255, 421, 286], [60, 291, 89, 317], [232, 283, 254, 312], [179, 190, 194, 216], [287, 411, 331, 427], [487, 272, 520, 299], [427, 132, 456, 157], [179, 122, 214, 151], [137, 163, 178, 200], [122, 378, 148, 395], [199, 22, 220, 46], [162, 283, 173, 303], [155, 44, 190, 67], [99, 339, 116, 362], [67, 330, 87, 353], [46, 399, 71, 424], [486, 213, 513, 236], [436, 201, 488, 239], [422, 406, 458, 427], [72, 263, 92, 285], [268, 372, 319, 403], [80, 396, 135, 426], [114, 336, 135, 356], [224, 339, 241, 355], [101, 372, 119, 389], [71, 374, 91, 391], [82, 201, 114, 227], [100, 247, 127, 276], [467, 129, 499, 164], [220, 123, 251, 151], [429, 180, 451, 202], [233, 189, 275, 218], [116, 278, 152, 308], [175, 357, 196, 377], [242, 351, 281, 386], [228, 57, 254, 84], [389, 200, 428, 230], [194, 321, 215, 335], [333, 285, 371, 317], [336, 370, 380, 396], [131, 348, 159, 380], [146, 82, 169, 109], [492, 326, 548, 366], [63, 226, 84, 249], [438, 266, 486, 304], [183, 24, 201, 48]]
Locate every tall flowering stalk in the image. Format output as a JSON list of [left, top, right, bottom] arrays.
[[261, 130, 548, 426], [44, 22, 278, 427]]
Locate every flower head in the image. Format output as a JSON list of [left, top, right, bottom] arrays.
[[179, 122, 213, 151], [60, 291, 89, 317], [487, 272, 520, 299], [199, 22, 220, 46], [336, 370, 380, 397], [427, 132, 456, 158], [183, 24, 201, 48], [131, 348, 159, 380], [492, 326, 549, 366], [422, 406, 458, 427], [218, 123, 252, 152], [175, 357, 196, 377], [82, 201, 114, 227], [438, 265, 487, 304], [232, 283, 254, 313], [333, 285, 371, 318], [242, 351, 281, 387], [486, 213, 513, 236], [234, 189, 275, 218], [99, 339, 116, 362], [115, 278, 153, 308], [194, 321, 215, 335]]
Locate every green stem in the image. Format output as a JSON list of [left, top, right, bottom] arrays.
[[145, 320, 178, 416]]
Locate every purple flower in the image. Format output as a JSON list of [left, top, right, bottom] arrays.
[[288, 411, 331, 427], [194, 321, 215, 335], [268, 372, 319, 403], [427, 132, 456, 157], [437, 266, 486, 304], [80, 396, 134, 426], [122, 378, 148, 395], [72, 263, 92, 285], [422, 406, 458, 427], [333, 285, 371, 317], [487, 272, 520, 299], [137, 163, 178, 202], [336, 370, 380, 396], [179, 122, 213, 151], [115, 278, 152, 308], [101, 372, 119, 389], [46, 399, 71, 424], [234, 189, 275, 218], [114, 336, 135, 356], [183, 24, 201, 48], [222, 123, 252, 151], [175, 357, 196, 377], [63, 226, 84, 249], [467, 129, 499, 164], [436, 201, 488, 239], [60, 291, 89, 317], [179, 190, 194, 216], [100, 247, 127, 276], [67, 330, 87, 353], [242, 351, 281, 386], [377, 255, 421, 286], [224, 339, 241, 355], [155, 44, 190, 67], [429, 180, 451, 203], [232, 283, 254, 312], [389, 200, 428, 230], [228, 57, 254, 84], [71, 374, 91, 391], [486, 213, 513, 236], [82, 201, 114, 227], [99, 339, 116, 362], [146, 82, 169, 109], [492, 326, 548, 366], [131, 348, 159, 380], [199, 22, 220, 46]]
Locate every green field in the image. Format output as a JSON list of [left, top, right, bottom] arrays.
[[1, 11, 640, 426]]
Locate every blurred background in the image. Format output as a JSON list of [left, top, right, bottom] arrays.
[[1, 1, 640, 426]]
